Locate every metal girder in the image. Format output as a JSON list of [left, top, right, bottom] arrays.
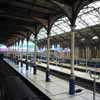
[[0, 0, 99, 46], [17, 25, 35, 33]]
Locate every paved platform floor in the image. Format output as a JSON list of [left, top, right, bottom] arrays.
[[36, 62, 100, 83], [21, 58, 100, 83], [4, 59, 100, 100]]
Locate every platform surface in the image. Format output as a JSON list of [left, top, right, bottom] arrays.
[[36, 62, 100, 83], [21, 58, 100, 83], [4, 59, 100, 100]]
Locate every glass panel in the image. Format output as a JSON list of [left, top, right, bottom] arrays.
[[76, 1, 100, 29], [30, 34, 34, 40], [38, 28, 47, 39], [19, 39, 35, 52], [0, 44, 7, 48], [37, 1, 100, 40], [51, 17, 71, 36], [92, 36, 99, 40]]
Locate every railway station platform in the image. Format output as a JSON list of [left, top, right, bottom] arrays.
[[21, 58, 100, 83], [4, 58, 100, 100], [36, 61, 100, 83], [1, 0, 100, 100]]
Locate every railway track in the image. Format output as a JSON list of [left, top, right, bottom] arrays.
[[0, 59, 51, 100]]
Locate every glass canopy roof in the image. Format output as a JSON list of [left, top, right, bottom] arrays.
[[51, 17, 71, 36], [21, 39, 35, 50], [76, 1, 100, 29], [0, 44, 7, 48], [11, 39, 35, 52], [10, 1, 100, 50], [37, 28, 47, 40], [0, 44, 7, 52], [30, 34, 34, 41], [36, 1, 100, 40]]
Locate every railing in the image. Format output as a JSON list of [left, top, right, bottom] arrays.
[[89, 67, 100, 100]]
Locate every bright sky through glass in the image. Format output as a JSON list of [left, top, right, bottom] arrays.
[[9, 1, 100, 52], [0, 44, 7, 48], [37, 1, 100, 40], [0, 44, 7, 52]]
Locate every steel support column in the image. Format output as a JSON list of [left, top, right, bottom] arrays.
[[33, 35, 37, 75], [18, 41, 20, 59], [19, 40, 22, 61], [12, 45, 14, 62], [15, 43, 17, 64], [14, 43, 16, 59], [86, 47, 88, 72], [21, 40, 24, 67], [14, 43, 16, 63], [26, 37, 29, 70], [69, 25, 75, 95], [16, 42, 19, 65], [46, 34, 50, 82], [12, 45, 14, 60]]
